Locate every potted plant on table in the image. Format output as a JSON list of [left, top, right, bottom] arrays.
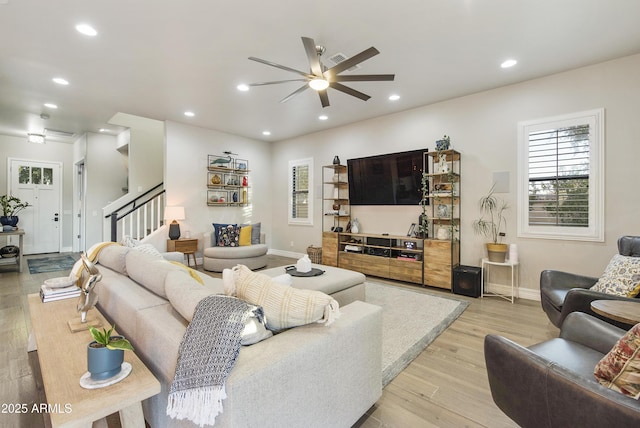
[[87, 325, 133, 380], [472, 185, 509, 262], [0, 194, 30, 227]]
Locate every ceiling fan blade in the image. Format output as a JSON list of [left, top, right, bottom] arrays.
[[318, 90, 330, 108], [333, 74, 395, 82], [249, 79, 308, 86], [324, 47, 380, 78], [249, 56, 315, 79], [280, 84, 309, 103], [302, 37, 323, 76], [329, 82, 371, 101]]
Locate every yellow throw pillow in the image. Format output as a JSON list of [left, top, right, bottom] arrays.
[[239, 225, 252, 246]]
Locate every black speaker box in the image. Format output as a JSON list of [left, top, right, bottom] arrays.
[[453, 265, 482, 298], [368, 237, 394, 247]]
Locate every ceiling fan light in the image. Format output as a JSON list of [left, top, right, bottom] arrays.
[[309, 78, 329, 91]]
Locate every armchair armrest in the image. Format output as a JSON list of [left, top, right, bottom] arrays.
[[560, 312, 626, 354], [540, 269, 598, 292], [561, 288, 637, 329]]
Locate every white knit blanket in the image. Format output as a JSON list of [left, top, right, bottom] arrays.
[[167, 295, 261, 427]]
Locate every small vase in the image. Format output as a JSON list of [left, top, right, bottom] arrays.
[[333, 156, 341, 165], [0, 216, 18, 227], [87, 341, 124, 380], [351, 218, 360, 234]]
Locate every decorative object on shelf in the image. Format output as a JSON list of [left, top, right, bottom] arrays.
[[437, 226, 451, 240], [232, 191, 239, 202], [332, 203, 340, 211], [165, 206, 185, 240], [351, 218, 360, 234], [87, 325, 133, 380], [406, 223, 416, 237], [439, 154, 450, 173], [0, 245, 19, 258], [332, 173, 340, 182], [1, 194, 30, 227], [472, 184, 509, 262], [437, 203, 449, 218], [210, 155, 233, 167], [210, 174, 222, 185], [418, 170, 429, 238], [333, 155, 341, 165], [242, 176, 248, 187], [435, 135, 451, 151]]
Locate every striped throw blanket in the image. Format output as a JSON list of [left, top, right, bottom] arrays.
[[167, 295, 263, 427]]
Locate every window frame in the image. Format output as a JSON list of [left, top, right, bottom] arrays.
[[517, 108, 604, 241], [288, 157, 314, 226]]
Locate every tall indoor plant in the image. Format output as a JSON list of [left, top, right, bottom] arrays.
[[0, 194, 30, 227], [472, 185, 509, 262]]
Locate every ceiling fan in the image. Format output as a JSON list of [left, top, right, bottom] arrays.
[[246, 37, 395, 108]]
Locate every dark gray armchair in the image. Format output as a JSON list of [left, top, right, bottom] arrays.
[[540, 235, 640, 328], [485, 312, 640, 428]]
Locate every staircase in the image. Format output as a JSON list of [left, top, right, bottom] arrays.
[[106, 183, 166, 242]]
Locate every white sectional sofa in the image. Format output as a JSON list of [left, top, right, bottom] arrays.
[[93, 244, 382, 428]]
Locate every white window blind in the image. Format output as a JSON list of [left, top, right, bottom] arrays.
[[517, 109, 604, 241], [288, 158, 313, 225]]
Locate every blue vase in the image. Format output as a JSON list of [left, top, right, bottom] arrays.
[[0, 216, 18, 227], [87, 340, 124, 380]]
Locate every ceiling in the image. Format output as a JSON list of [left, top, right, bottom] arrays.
[[1, 0, 640, 144]]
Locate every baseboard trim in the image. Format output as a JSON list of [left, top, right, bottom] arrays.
[[268, 249, 306, 259], [484, 282, 540, 301]]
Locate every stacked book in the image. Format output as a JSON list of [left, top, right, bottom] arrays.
[[40, 282, 81, 303]]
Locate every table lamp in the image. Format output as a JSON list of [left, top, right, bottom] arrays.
[[164, 206, 185, 240]]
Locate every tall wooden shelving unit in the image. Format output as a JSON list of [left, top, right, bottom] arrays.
[[423, 149, 461, 289], [321, 164, 350, 266]]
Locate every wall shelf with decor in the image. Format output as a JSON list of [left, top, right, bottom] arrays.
[[423, 149, 461, 289], [322, 164, 350, 266], [207, 154, 250, 206]]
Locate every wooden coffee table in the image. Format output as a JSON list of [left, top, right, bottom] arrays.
[[28, 293, 160, 427], [591, 300, 640, 325]]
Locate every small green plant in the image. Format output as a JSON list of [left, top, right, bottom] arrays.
[[418, 172, 429, 237], [472, 185, 508, 244], [89, 325, 134, 351], [0, 195, 31, 216]]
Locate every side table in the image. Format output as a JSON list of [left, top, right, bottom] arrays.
[[167, 238, 198, 268], [591, 300, 640, 325], [481, 258, 519, 303], [0, 228, 25, 272], [27, 294, 160, 427]]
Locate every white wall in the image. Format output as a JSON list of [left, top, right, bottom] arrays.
[[271, 53, 640, 295], [164, 121, 271, 255], [0, 134, 75, 251]]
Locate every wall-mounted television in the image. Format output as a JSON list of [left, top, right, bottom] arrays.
[[347, 149, 428, 206]]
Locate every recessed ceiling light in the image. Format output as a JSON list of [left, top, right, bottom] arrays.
[[99, 128, 108, 133], [27, 133, 46, 144], [237, 84, 250, 91], [44, 103, 58, 109], [262, 131, 271, 136], [184, 111, 195, 117], [501, 59, 518, 68], [76, 24, 97, 36], [388, 94, 400, 101], [318, 115, 328, 121], [52, 77, 69, 85]]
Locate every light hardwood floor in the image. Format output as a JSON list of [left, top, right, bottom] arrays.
[[0, 253, 557, 427]]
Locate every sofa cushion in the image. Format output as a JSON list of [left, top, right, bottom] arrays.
[[224, 265, 339, 331], [239, 225, 252, 246], [165, 270, 271, 345], [591, 254, 640, 297], [204, 244, 268, 259], [126, 250, 179, 298], [212, 223, 237, 246], [241, 222, 261, 244], [219, 225, 240, 247], [97, 244, 130, 274], [132, 243, 165, 259], [594, 322, 640, 398]]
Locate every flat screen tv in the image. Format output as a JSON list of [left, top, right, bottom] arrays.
[[347, 149, 428, 206]]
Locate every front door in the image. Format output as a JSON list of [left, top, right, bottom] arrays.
[[9, 159, 62, 254]]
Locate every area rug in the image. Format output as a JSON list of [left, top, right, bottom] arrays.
[[365, 281, 469, 386], [27, 255, 76, 274]]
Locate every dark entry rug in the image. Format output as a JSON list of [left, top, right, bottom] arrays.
[[27, 255, 77, 274]]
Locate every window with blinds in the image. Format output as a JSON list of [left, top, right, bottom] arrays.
[[517, 109, 604, 241], [288, 158, 313, 225]]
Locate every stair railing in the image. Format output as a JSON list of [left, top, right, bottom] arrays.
[[106, 183, 166, 242]]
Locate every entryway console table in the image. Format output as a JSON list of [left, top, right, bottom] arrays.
[[0, 228, 24, 272]]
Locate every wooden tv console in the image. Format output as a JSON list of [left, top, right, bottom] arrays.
[[322, 231, 459, 290]]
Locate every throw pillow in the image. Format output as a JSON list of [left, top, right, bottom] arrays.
[[250, 222, 261, 244], [223, 265, 340, 331], [218, 225, 240, 247], [132, 243, 164, 259], [590, 254, 640, 297], [120, 235, 140, 247], [239, 225, 252, 246], [594, 322, 640, 398], [212, 223, 237, 246]]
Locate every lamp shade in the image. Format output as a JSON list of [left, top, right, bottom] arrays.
[[164, 206, 185, 221]]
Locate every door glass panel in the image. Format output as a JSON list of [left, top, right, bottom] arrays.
[[32, 167, 42, 184], [18, 166, 30, 184], [43, 168, 53, 185]]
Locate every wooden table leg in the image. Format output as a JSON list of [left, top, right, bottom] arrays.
[[118, 401, 145, 428]]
